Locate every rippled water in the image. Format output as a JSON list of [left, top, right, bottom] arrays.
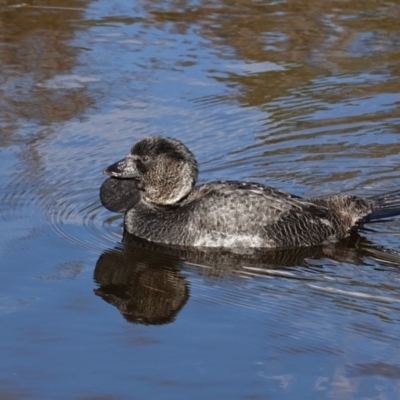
[[2, 0, 400, 398]]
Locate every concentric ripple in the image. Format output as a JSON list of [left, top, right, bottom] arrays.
[[0, 146, 125, 256], [40, 179, 124, 255]]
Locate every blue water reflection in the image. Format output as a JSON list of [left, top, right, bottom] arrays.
[[1, 0, 400, 398]]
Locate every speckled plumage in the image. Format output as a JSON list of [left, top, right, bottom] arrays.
[[102, 136, 400, 249]]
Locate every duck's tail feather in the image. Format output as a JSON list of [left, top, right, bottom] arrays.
[[362, 189, 400, 224]]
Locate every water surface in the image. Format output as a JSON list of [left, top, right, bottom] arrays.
[[1, 0, 400, 398]]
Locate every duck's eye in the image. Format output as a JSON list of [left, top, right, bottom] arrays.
[[142, 156, 149, 162]]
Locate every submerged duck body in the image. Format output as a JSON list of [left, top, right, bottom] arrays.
[[102, 136, 400, 249]]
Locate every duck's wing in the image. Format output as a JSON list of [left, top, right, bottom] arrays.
[[190, 181, 329, 220], [190, 182, 344, 247], [189, 180, 329, 222]]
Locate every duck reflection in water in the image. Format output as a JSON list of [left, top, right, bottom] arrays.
[[94, 234, 189, 325], [95, 178, 400, 325]]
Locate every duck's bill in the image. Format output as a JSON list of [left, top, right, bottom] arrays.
[[103, 158, 140, 179]]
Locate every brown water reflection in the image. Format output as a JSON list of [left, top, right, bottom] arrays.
[[148, 0, 400, 105], [2, 0, 400, 398], [1, 1, 91, 127]]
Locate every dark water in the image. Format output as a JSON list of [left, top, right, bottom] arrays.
[[2, 0, 400, 398]]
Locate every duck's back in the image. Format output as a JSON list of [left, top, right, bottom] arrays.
[[185, 182, 343, 248], [125, 181, 363, 248]]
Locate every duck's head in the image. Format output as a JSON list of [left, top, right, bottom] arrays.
[[104, 136, 198, 205]]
